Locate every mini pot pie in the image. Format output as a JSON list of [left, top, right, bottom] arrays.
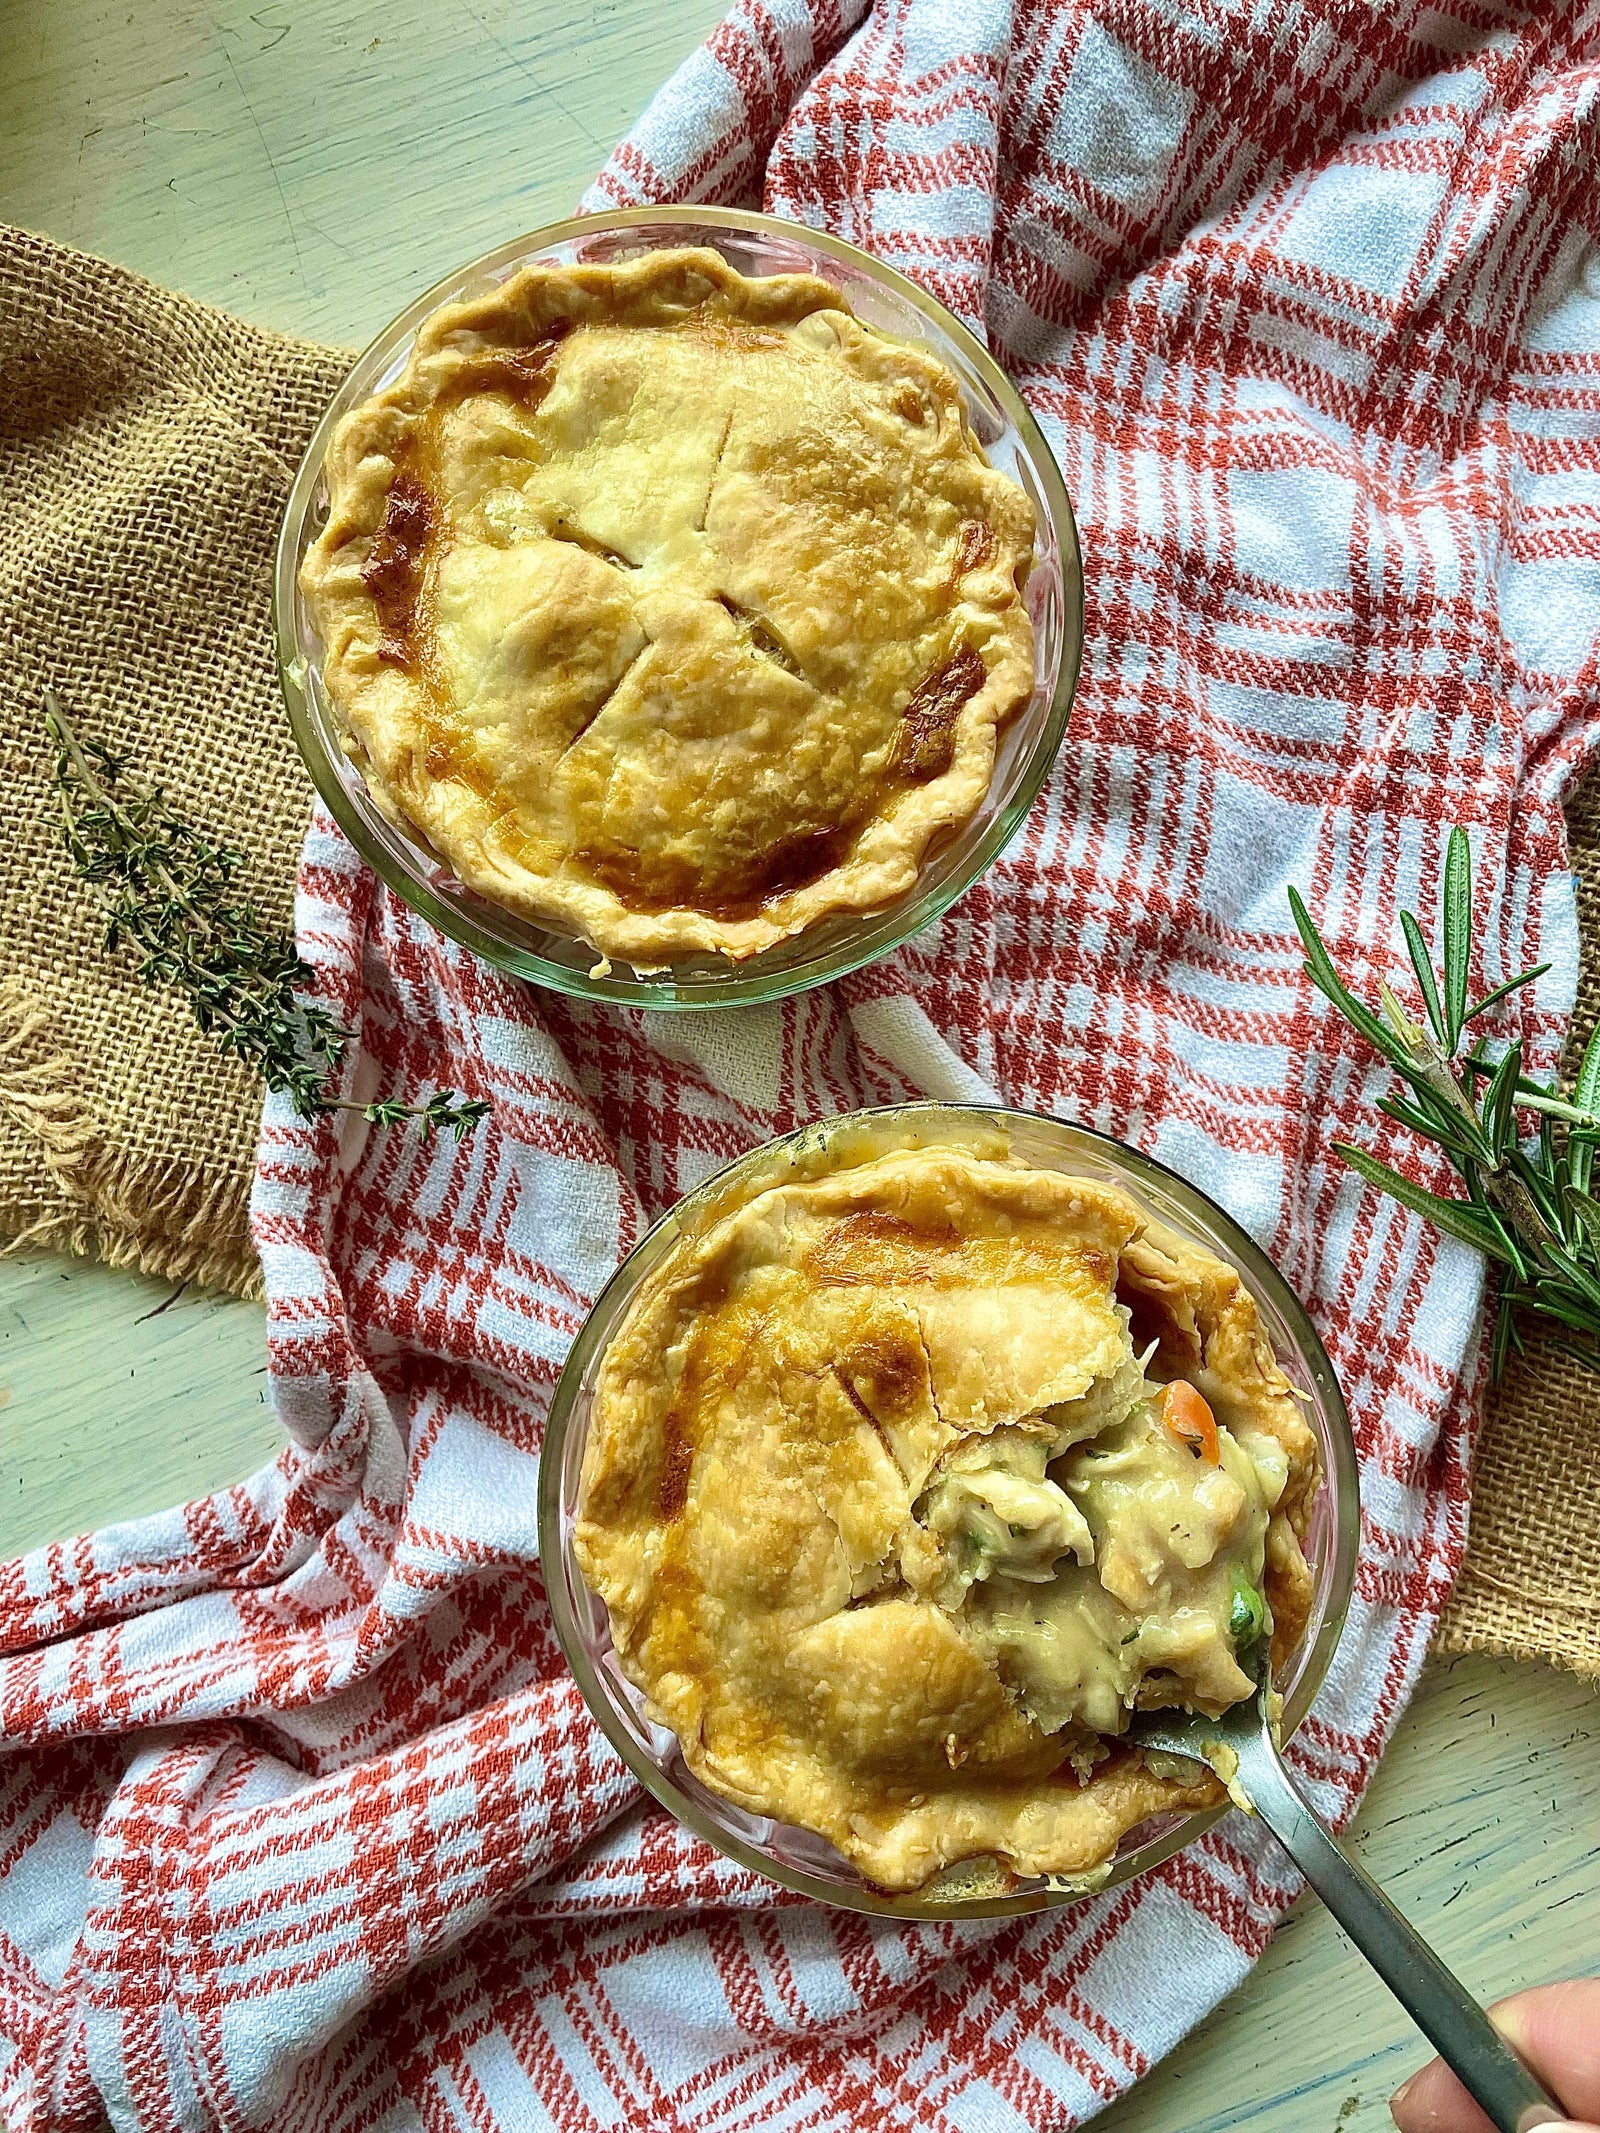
[[299, 248, 1037, 969], [576, 1140, 1319, 1895]]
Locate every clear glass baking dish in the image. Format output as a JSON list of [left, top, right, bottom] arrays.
[[539, 1104, 1359, 1919], [273, 207, 1082, 1009]]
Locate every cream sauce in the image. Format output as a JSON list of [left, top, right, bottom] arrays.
[[922, 1362, 1282, 1737]]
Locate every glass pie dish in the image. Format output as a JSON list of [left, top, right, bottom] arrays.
[[539, 1104, 1358, 1919], [273, 207, 1082, 1009]]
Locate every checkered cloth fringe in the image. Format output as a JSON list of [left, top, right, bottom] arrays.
[[6, 4, 1600, 2128]]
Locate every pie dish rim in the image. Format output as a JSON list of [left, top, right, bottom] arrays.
[[273, 207, 1082, 1008]]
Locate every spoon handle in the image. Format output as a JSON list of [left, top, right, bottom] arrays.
[[1233, 1729, 1567, 2133]]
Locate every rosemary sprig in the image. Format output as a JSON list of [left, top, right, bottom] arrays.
[[44, 692, 489, 1144], [1290, 826, 1600, 1380]]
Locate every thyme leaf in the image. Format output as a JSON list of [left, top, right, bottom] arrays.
[[45, 692, 489, 1144]]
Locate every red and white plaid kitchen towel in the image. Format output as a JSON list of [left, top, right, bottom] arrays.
[[6, 4, 1600, 2129]]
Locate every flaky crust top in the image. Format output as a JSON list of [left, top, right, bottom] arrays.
[[576, 1138, 1319, 1894], [299, 249, 1037, 967]]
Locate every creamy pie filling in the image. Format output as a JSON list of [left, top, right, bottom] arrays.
[[576, 1138, 1319, 1894], [300, 250, 1037, 967]]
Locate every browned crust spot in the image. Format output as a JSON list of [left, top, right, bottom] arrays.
[[439, 324, 571, 413], [360, 474, 433, 664], [577, 824, 856, 923], [954, 518, 994, 577], [891, 645, 988, 781]]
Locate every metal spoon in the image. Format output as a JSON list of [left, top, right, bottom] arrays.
[[1133, 1688, 1570, 2133]]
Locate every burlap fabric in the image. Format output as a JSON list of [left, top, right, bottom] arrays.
[[1, 223, 1596, 1677], [0, 224, 349, 1298], [1435, 768, 1600, 1678]]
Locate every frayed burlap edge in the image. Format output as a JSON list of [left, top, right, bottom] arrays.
[[0, 979, 262, 1300]]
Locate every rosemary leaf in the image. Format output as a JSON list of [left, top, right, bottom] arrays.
[[1442, 826, 1471, 1049], [1537, 1238, 1600, 1318], [1575, 1021, 1600, 1113], [1493, 1203, 1544, 1279], [1478, 1196, 1531, 1285], [1328, 1141, 1513, 1263], [1541, 1333, 1600, 1377], [1516, 1090, 1599, 1127], [1563, 1185, 1600, 1255], [1504, 1145, 1565, 1242], [1571, 1023, 1600, 1197], [1288, 888, 1399, 1058], [1465, 963, 1551, 1025], [1489, 1293, 1520, 1380], [1515, 1284, 1600, 1340], [1483, 1041, 1522, 1163], [1375, 1091, 1470, 1153], [1401, 910, 1446, 1044]]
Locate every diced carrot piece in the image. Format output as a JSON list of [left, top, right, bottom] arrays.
[[1160, 1380, 1220, 1464]]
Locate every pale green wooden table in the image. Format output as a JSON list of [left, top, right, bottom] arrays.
[[2, 7, 1596, 2129]]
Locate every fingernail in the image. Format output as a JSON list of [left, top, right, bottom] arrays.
[[1389, 2074, 1415, 2118]]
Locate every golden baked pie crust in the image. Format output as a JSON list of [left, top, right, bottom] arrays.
[[299, 249, 1037, 966], [576, 1142, 1319, 1894]]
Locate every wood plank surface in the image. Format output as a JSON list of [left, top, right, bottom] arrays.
[[0, 0, 723, 342], [2, 6, 1596, 2128]]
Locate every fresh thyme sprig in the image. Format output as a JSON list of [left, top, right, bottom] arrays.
[[1289, 827, 1600, 1381], [44, 691, 489, 1144]]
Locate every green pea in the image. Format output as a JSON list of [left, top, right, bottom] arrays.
[[1228, 1568, 1269, 1654]]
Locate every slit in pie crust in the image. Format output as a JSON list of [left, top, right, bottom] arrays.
[[299, 249, 1038, 968]]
